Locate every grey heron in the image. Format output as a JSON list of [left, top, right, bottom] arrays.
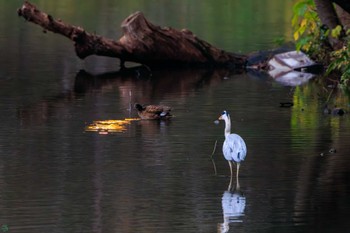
[[218, 110, 247, 189]]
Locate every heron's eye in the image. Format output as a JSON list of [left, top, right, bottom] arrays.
[[222, 111, 226, 115]]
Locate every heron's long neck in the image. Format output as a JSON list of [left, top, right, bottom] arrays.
[[224, 117, 231, 137]]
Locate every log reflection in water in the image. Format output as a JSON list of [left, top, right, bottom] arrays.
[[16, 66, 239, 126]]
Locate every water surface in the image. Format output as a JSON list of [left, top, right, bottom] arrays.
[[1, 1, 350, 233]]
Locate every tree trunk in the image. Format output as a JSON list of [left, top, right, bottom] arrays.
[[314, 0, 344, 49], [315, 0, 341, 29], [335, 4, 350, 30], [333, 0, 350, 14], [17, 1, 246, 70]]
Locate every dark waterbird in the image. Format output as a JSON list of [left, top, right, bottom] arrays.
[[279, 102, 294, 108], [323, 105, 346, 116]]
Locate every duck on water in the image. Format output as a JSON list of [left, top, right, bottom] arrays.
[[134, 103, 172, 120]]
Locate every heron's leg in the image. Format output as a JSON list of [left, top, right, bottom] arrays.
[[236, 163, 241, 191], [228, 161, 233, 191]]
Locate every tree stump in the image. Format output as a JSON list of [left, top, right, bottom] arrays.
[[17, 1, 247, 69]]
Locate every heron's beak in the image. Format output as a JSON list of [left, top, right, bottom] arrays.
[[218, 115, 223, 120]]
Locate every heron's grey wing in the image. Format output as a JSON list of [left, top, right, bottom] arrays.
[[223, 134, 247, 162], [223, 140, 234, 161], [234, 134, 247, 161]]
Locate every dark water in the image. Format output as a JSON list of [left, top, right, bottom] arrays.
[[1, 1, 350, 233]]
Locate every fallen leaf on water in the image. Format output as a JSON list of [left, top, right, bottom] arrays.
[[85, 118, 140, 133]]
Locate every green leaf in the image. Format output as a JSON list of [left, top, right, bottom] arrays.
[[292, 14, 299, 27], [293, 1, 308, 15], [331, 25, 342, 38]]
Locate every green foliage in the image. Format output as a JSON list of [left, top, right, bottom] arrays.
[[291, 0, 331, 63], [291, 0, 319, 51], [292, 0, 350, 84], [331, 25, 343, 38], [327, 31, 350, 84]]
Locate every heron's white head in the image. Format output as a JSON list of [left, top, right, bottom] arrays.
[[218, 110, 230, 121]]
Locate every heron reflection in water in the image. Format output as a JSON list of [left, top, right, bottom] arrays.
[[217, 178, 246, 233]]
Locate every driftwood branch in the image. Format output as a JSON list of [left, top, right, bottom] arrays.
[[17, 1, 247, 69]]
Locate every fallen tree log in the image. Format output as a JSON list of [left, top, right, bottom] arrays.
[[17, 1, 247, 69]]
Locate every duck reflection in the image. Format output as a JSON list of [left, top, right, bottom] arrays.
[[218, 177, 246, 233]]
